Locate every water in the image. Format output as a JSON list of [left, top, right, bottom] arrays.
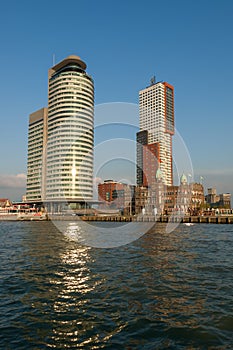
[[0, 221, 233, 349]]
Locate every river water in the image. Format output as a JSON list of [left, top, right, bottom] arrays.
[[0, 221, 232, 349]]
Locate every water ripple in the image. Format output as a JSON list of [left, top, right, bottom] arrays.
[[0, 222, 233, 349]]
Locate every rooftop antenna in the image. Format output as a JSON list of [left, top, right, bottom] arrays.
[[150, 75, 156, 85], [52, 54, 56, 66]]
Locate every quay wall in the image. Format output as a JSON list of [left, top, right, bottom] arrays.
[[1, 214, 233, 224], [49, 214, 233, 224]]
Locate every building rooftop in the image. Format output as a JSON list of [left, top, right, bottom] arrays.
[[49, 55, 87, 78]]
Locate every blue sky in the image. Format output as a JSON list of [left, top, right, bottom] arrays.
[[0, 0, 233, 201]]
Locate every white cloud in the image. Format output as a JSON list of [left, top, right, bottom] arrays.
[[0, 173, 27, 188]]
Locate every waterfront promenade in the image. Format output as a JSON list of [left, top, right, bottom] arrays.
[[1, 213, 233, 224]]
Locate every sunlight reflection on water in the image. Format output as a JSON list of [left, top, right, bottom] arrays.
[[0, 222, 233, 349], [60, 220, 155, 248]]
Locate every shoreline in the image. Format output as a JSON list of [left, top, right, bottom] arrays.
[[1, 214, 233, 224]]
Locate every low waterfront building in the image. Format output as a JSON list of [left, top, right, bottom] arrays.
[[135, 186, 149, 215], [205, 188, 219, 205], [0, 198, 12, 207], [205, 188, 231, 209], [165, 177, 204, 215], [0, 198, 12, 210], [134, 173, 205, 216], [218, 193, 231, 208], [163, 185, 179, 214], [190, 183, 205, 214], [98, 180, 135, 215]]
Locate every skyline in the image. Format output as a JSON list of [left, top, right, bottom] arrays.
[[0, 0, 233, 200]]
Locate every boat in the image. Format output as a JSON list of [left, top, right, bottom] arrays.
[[183, 222, 194, 226], [17, 212, 48, 221]]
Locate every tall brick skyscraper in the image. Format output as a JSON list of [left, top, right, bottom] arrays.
[[137, 79, 174, 187]]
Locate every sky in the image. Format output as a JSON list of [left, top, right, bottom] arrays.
[[0, 0, 233, 201]]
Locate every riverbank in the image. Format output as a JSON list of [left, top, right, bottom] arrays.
[[81, 214, 233, 224], [1, 213, 233, 224]]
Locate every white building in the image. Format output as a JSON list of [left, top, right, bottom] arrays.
[[26, 55, 94, 203], [138, 80, 174, 186]]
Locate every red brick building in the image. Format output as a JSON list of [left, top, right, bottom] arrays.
[[143, 143, 160, 187], [98, 180, 135, 214]]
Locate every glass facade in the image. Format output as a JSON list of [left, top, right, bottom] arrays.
[[46, 59, 94, 201], [26, 56, 94, 203]]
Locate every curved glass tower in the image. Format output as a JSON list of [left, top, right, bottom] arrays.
[[45, 55, 94, 201]]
